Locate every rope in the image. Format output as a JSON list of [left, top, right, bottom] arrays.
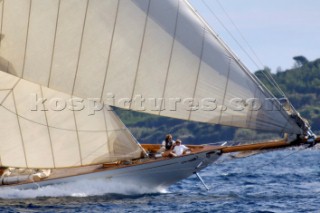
[[201, 0, 290, 100]]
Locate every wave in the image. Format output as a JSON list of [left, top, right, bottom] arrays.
[[0, 178, 167, 199]]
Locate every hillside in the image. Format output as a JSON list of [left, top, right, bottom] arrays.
[[256, 57, 320, 131], [116, 57, 320, 144]]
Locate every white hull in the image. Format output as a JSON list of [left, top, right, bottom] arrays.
[[2, 150, 220, 192]]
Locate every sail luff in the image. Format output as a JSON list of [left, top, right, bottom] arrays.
[[108, 106, 148, 158]]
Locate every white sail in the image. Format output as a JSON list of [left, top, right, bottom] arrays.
[[0, 0, 301, 134], [0, 71, 142, 169]]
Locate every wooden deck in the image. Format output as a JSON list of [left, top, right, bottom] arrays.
[[1, 144, 220, 188], [1, 136, 318, 188], [46, 138, 302, 183]]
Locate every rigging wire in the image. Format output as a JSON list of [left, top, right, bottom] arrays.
[[215, 0, 264, 69], [200, 0, 289, 100], [186, 0, 298, 125], [200, 0, 260, 69], [215, 0, 288, 99]]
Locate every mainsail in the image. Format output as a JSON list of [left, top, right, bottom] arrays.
[[0, 71, 142, 168], [0, 0, 302, 136]]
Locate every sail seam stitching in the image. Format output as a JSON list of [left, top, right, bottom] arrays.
[[246, 87, 258, 128], [0, 89, 12, 106], [111, 108, 146, 155], [159, 0, 180, 116], [186, 0, 293, 129], [80, 143, 111, 163], [1, 85, 128, 133], [47, 0, 61, 88], [0, 102, 129, 132], [218, 57, 231, 124], [21, 0, 32, 78], [129, 0, 151, 110], [40, 86, 56, 168], [100, 0, 120, 101], [71, 0, 90, 96], [188, 27, 206, 121], [72, 100, 83, 166], [71, 0, 98, 166], [0, 79, 20, 106], [11, 83, 29, 168]]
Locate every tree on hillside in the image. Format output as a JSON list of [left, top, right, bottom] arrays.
[[293, 55, 309, 67]]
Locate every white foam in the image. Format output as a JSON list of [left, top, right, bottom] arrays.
[[0, 178, 165, 199]]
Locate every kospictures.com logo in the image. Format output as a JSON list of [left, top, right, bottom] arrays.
[[30, 93, 290, 115]]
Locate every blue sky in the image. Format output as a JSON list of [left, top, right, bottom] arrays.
[[190, 0, 320, 72]]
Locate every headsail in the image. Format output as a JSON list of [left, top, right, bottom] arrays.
[[0, 0, 302, 134], [0, 71, 142, 169]]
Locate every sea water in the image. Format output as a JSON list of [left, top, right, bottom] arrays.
[[0, 149, 319, 213]]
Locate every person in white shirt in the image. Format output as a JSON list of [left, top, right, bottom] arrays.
[[170, 139, 190, 157]]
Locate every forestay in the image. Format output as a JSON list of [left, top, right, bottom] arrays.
[[0, 0, 301, 134], [0, 71, 142, 169]]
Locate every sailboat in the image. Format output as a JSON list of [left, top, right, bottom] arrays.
[[0, 0, 318, 191]]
